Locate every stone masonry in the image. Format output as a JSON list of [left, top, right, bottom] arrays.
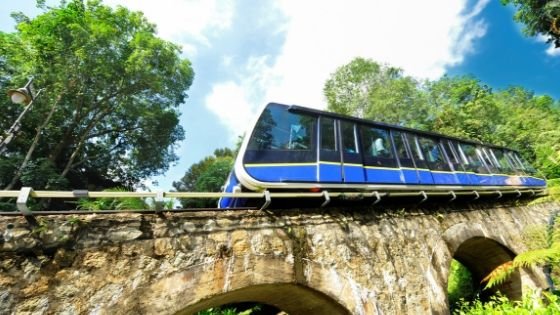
[[0, 200, 556, 314]]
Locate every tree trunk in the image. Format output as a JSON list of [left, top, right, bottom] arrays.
[[5, 95, 62, 190], [60, 107, 112, 178]]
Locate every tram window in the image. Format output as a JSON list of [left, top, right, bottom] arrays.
[[360, 126, 392, 158], [513, 152, 537, 175], [407, 134, 433, 170], [505, 151, 525, 173], [359, 126, 397, 168], [392, 131, 415, 168], [247, 105, 315, 151], [446, 141, 460, 164], [459, 143, 489, 173], [341, 121, 359, 154], [490, 148, 514, 173], [320, 117, 337, 151], [417, 137, 451, 171], [443, 140, 463, 172], [480, 148, 499, 171], [407, 134, 424, 161]]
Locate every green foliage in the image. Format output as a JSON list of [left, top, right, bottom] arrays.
[[484, 215, 560, 289], [324, 58, 430, 128], [448, 259, 476, 309], [19, 158, 68, 190], [0, 0, 194, 196], [532, 179, 560, 205], [173, 148, 235, 208], [501, 0, 560, 48], [196, 304, 262, 315], [323, 58, 560, 180], [454, 290, 560, 314], [77, 187, 147, 210]]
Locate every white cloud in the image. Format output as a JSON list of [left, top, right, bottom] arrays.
[[537, 35, 560, 57], [206, 0, 490, 135], [94, 0, 493, 143], [205, 81, 254, 140], [546, 45, 560, 56], [103, 0, 234, 55], [205, 55, 282, 138]]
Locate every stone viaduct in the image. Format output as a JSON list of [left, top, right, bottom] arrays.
[[0, 200, 556, 314]]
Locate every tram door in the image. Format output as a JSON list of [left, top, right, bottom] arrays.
[[406, 134, 436, 185], [391, 131, 421, 184], [339, 121, 365, 182], [318, 117, 342, 182]]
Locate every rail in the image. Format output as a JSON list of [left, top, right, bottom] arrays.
[[0, 186, 547, 218]]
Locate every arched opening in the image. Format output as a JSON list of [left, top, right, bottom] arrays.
[[194, 302, 283, 314], [175, 283, 351, 315], [450, 237, 521, 303], [447, 259, 476, 309]]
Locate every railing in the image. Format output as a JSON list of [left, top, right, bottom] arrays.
[[0, 187, 547, 217]]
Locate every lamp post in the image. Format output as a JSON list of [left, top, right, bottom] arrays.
[[0, 78, 43, 154]]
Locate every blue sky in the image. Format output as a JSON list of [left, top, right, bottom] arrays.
[[1, 0, 559, 191]]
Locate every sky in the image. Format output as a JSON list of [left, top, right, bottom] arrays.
[[1, 0, 559, 191]]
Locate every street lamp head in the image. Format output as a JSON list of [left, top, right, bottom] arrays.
[[7, 88, 32, 105]]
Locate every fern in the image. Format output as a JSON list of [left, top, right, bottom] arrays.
[[482, 261, 515, 289], [513, 248, 559, 268], [484, 207, 560, 289]]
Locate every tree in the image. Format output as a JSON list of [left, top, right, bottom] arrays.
[[425, 76, 502, 143], [502, 0, 560, 48], [172, 148, 235, 208], [0, 0, 193, 195], [324, 57, 430, 128], [323, 58, 560, 180]]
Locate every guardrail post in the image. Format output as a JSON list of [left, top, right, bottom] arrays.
[[260, 191, 271, 210], [321, 190, 331, 208], [495, 190, 503, 200], [155, 191, 164, 212], [371, 191, 382, 205], [16, 187, 32, 215], [418, 191, 428, 204], [448, 191, 457, 202], [472, 191, 480, 200]]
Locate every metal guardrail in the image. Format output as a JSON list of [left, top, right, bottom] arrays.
[[0, 186, 547, 217]]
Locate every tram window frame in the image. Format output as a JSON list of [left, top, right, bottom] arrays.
[[505, 151, 526, 175], [480, 147, 499, 173], [416, 136, 452, 172], [244, 104, 317, 164], [340, 121, 360, 154], [489, 148, 514, 174], [320, 117, 337, 152], [359, 125, 398, 168], [513, 152, 537, 175], [407, 134, 430, 170], [391, 131, 415, 169], [458, 143, 489, 174], [445, 140, 466, 172]]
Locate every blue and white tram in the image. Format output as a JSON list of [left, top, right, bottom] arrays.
[[219, 103, 546, 208]]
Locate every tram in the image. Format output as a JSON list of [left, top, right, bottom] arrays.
[[219, 102, 546, 208]]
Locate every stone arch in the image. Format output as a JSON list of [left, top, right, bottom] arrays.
[[175, 283, 351, 315], [442, 223, 522, 300], [116, 254, 352, 315], [453, 236, 521, 300]]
